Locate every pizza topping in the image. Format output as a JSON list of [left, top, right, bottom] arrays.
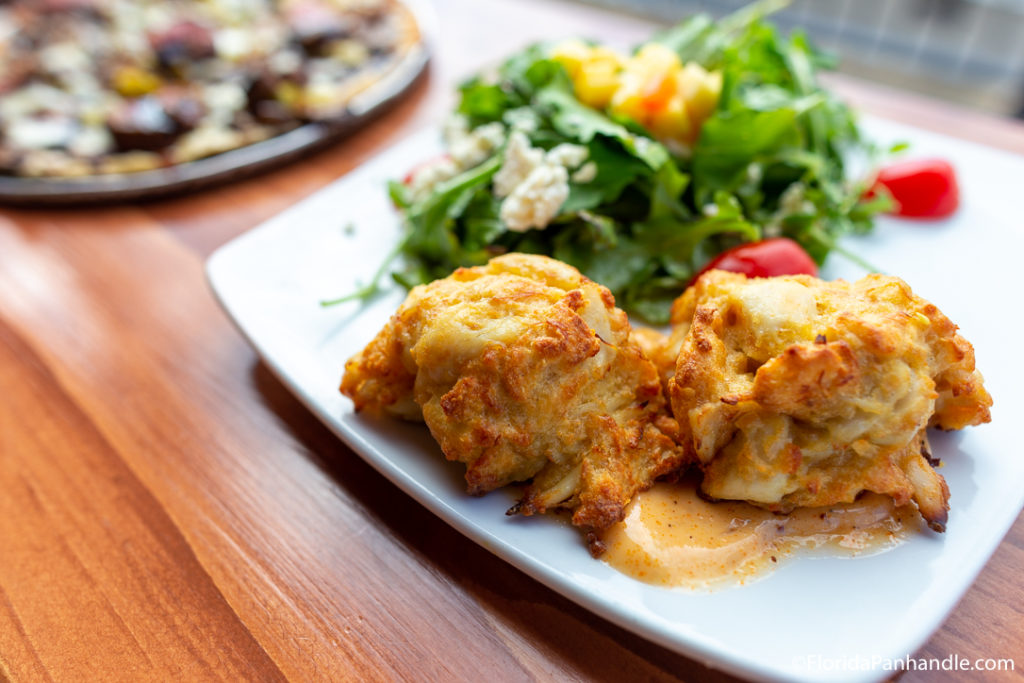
[[0, 0, 419, 178], [150, 21, 216, 69], [7, 116, 79, 151], [107, 97, 180, 152]]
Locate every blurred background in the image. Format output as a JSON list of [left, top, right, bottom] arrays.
[[576, 0, 1024, 119]]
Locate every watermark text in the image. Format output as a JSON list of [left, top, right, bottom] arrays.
[[792, 653, 1015, 673]]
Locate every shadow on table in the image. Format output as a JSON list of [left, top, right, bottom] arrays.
[[251, 360, 740, 683]]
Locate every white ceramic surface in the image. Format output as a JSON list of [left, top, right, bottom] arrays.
[[206, 117, 1023, 683]]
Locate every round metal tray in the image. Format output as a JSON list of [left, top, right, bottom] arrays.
[[0, 1, 432, 206]]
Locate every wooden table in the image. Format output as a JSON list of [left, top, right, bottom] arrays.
[[1, 0, 1021, 680]]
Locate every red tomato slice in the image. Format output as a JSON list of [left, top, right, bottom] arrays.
[[872, 158, 959, 218], [693, 238, 818, 284]]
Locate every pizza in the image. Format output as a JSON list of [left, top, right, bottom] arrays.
[[0, 0, 421, 178]]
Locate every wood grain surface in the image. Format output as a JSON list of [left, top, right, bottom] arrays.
[[1, 0, 1021, 681]]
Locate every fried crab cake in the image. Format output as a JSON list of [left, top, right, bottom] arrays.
[[341, 254, 685, 542], [661, 270, 992, 531]]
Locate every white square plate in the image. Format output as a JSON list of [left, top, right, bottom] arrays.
[[206, 118, 1022, 683]]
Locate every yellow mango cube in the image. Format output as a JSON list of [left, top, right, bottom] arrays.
[[550, 40, 592, 80], [679, 63, 723, 123], [648, 95, 693, 144], [552, 38, 721, 146], [552, 42, 623, 109], [630, 43, 682, 78], [575, 47, 623, 109], [610, 44, 684, 133], [609, 86, 644, 123], [610, 43, 681, 123]]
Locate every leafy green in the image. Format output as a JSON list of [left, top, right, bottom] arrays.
[[338, 0, 888, 323], [562, 137, 650, 213]]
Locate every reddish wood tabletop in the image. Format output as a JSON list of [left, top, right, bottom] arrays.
[[1, 0, 1021, 681]]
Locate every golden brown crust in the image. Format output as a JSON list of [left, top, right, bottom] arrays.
[[663, 270, 991, 529], [341, 254, 686, 539]]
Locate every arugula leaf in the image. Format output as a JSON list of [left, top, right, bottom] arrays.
[[554, 230, 654, 294], [562, 137, 650, 213], [654, 0, 793, 67], [693, 107, 799, 201], [461, 189, 506, 251], [536, 87, 671, 170], [647, 161, 691, 221]]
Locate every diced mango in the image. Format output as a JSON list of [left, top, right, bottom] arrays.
[[631, 43, 682, 76], [639, 69, 677, 112], [679, 63, 722, 123], [551, 40, 592, 80], [552, 41, 623, 109], [550, 38, 722, 146], [611, 44, 683, 135], [575, 48, 622, 109], [649, 96, 693, 144], [608, 87, 642, 123]]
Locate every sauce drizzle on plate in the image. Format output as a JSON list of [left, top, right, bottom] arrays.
[[601, 475, 923, 589]]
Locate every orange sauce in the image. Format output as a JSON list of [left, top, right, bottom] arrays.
[[601, 475, 921, 590]]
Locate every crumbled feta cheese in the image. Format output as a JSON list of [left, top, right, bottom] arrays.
[[493, 130, 544, 198], [572, 161, 597, 183], [493, 132, 579, 231], [500, 164, 570, 232], [441, 114, 469, 145], [778, 182, 814, 215], [545, 143, 588, 170], [407, 156, 459, 204], [764, 182, 814, 237], [502, 107, 540, 133], [443, 115, 504, 170]]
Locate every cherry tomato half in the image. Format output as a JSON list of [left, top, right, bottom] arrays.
[[871, 158, 959, 218], [693, 238, 818, 284]]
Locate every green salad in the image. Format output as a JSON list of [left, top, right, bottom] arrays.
[[338, 0, 891, 323]]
